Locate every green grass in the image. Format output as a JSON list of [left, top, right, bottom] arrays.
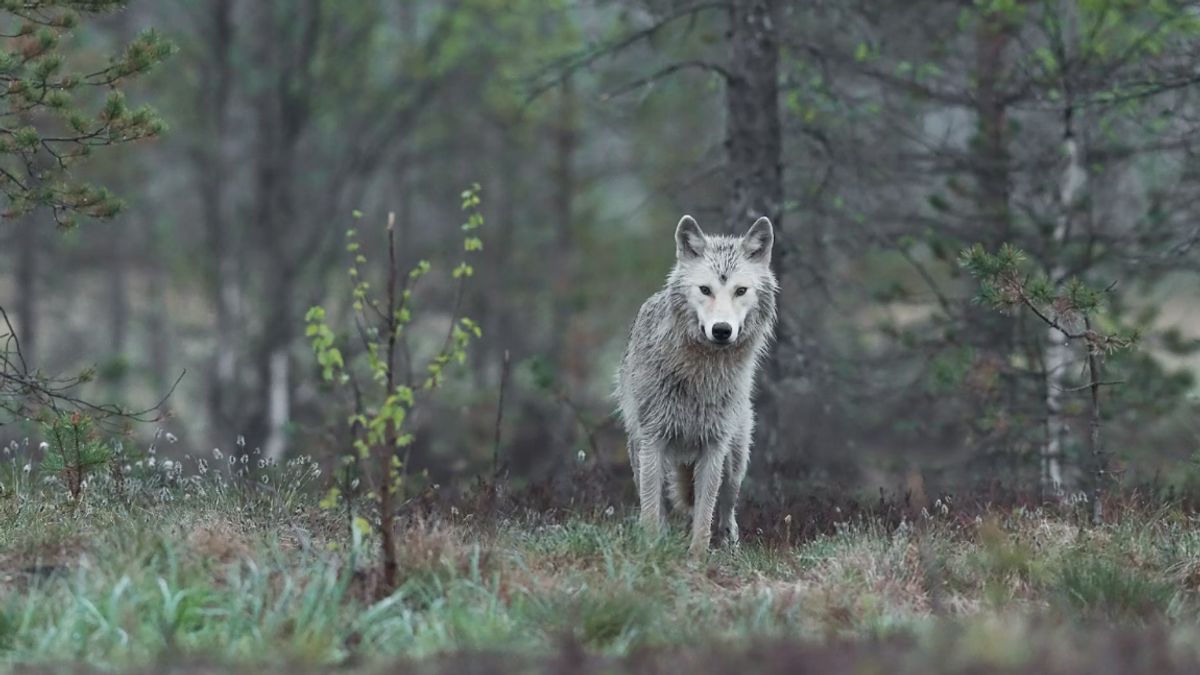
[[5, 458, 1200, 672]]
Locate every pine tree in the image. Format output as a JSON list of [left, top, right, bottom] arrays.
[[0, 0, 172, 228]]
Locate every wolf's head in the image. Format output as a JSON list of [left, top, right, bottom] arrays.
[[668, 214, 778, 348]]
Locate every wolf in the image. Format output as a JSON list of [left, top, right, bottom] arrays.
[[616, 214, 778, 556]]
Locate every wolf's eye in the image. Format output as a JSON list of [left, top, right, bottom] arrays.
[[734, 287, 749, 297], [698, 285, 712, 296]]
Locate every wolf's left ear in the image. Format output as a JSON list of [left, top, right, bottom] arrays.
[[742, 216, 773, 262]]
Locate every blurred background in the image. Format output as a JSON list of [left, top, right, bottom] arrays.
[[1, 0, 1199, 499]]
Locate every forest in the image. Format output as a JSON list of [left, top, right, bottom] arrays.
[[2, 1, 1200, 673]]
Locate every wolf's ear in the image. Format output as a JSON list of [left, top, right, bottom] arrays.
[[675, 215, 706, 260], [742, 216, 773, 262]]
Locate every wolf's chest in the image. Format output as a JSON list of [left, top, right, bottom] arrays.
[[639, 363, 749, 443]]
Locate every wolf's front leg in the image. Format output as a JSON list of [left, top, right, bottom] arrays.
[[689, 447, 727, 557], [638, 437, 667, 535], [716, 440, 749, 547]]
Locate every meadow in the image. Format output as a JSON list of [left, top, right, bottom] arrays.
[[4, 444, 1200, 674]]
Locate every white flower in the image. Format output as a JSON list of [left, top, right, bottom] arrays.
[[604, 505, 615, 517], [21, 463, 31, 474], [165, 433, 178, 444], [37, 441, 48, 452], [576, 449, 586, 463], [236, 435, 246, 448], [212, 448, 223, 461]]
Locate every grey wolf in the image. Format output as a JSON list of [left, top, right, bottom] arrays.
[[615, 215, 778, 556]]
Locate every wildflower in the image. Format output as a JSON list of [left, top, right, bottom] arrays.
[[604, 505, 615, 517], [165, 432, 178, 444], [577, 449, 586, 463], [212, 448, 223, 461], [37, 441, 48, 452], [236, 435, 246, 448], [197, 458, 209, 475], [22, 463, 31, 474]]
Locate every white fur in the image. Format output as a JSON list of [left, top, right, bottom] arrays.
[[615, 215, 778, 556]]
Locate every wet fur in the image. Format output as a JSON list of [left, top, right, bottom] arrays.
[[616, 216, 778, 555]]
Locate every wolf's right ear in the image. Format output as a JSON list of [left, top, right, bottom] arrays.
[[742, 216, 773, 262], [675, 215, 706, 260]]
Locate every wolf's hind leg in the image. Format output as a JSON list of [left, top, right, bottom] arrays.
[[637, 438, 667, 535], [716, 441, 749, 547]]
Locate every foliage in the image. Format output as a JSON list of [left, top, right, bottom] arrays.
[[0, 0, 172, 227], [4, 457, 1200, 671], [304, 185, 485, 589], [959, 243, 1139, 355], [39, 410, 112, 499]]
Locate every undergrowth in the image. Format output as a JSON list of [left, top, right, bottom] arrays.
[[4, 437, 1200, 673]]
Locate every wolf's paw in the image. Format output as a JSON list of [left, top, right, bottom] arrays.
[[717, 522, 740, 549]]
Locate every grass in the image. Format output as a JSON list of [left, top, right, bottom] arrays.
[[4, 450, 1200, 672]]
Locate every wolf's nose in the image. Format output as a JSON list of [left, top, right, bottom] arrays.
[[712, 323, 733, 342]]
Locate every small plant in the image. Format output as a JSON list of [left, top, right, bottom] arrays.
[[960, 244, 1138, 524], [40, 411, 114, 500], [1053, 556, 1176, 621], [305, 185, 485, 591]]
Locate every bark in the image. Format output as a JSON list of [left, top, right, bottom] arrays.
[[974, 14, 1012, 239], [14, 220, 38, 365], [1044, 120, 1086, 493], [263, 348, 290, 461], [146, 223, 171, 398], [1084, 318, 1106, 525], [247, 0, 317, 459], [549, 79, 577, 385], [1043, 2, 1086, 493], [107, 228, 129, 399], [199, 0, 238, 431], [726, 0, 785, 452]]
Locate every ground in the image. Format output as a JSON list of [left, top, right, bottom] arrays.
[[4, 454, 1200, 673]]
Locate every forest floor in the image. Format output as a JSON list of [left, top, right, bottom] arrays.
[[4, 456, 1200, 673]]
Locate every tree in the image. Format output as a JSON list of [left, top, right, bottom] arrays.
[[0, 0, 171, 422], [765, 0, 1200, 489]]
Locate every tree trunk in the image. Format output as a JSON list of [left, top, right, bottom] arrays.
[[1043, 1, 1087, 495], [200, 0, 237, 432], [975, 14, 1011, 240], [1044, 117, 1086, 493], [146, 222, 171, 399], [14, 220, 38, 365], [549, 79, 577, 386], [726, 0, 785, 453], [263, 347, 290, 461], [107, 228, 129, 400]]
